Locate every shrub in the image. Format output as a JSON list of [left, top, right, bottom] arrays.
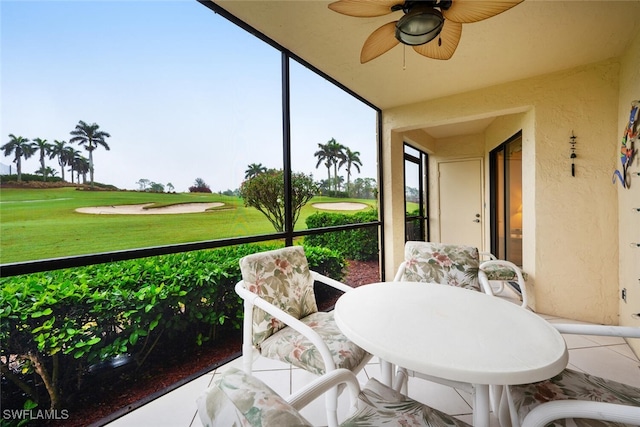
[[188, 185, 212, 193], [0, 243, 344, 412], [304, 209, 379, 261]]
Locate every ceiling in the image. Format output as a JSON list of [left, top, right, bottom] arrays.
[[211, 0, 640, 135]]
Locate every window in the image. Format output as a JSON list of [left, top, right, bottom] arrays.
[[404, 144, 429, 241], [1, 1, 382, 275], [490, 132, 523, 265]]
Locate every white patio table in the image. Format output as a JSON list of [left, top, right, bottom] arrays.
[[334, 281, 568, 427]]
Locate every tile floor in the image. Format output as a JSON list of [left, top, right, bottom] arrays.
[[106, 313, 640, 427]]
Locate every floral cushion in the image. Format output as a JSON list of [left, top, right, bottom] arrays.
[[401, 242, 480, 291], [196, 367, 312, 427], [340, 377, 471, 426], [240, 246, 318, 346], [509, 368, 640, 427], [260, 311, 369, 376], [482, 264, 529, 282]]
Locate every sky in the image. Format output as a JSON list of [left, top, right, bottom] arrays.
[[0, 0, 378, 193]]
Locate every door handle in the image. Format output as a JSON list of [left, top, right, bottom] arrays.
[[473, 219, 480, 223]]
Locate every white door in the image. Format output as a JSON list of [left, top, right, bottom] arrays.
[[438, 158, 484, 248]]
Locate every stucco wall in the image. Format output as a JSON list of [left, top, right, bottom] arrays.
[[382, 60, 621, 323], [617, 28, 640, 354]]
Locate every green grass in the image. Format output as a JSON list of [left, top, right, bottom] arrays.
[[0, 187, 376, 263]]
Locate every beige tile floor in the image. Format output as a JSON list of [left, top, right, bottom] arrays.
[[106, 312, 640, 427]]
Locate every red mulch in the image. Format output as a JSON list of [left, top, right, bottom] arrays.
[[43, 260, 380, 426]]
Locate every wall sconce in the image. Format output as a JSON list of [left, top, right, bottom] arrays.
[[569, 131, 577, 177]]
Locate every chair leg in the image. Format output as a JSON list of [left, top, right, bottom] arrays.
[[473, 384, 491, 427], [325, 386, 339, 427], [497, 385, 521, 427], [242, 343, 254, 374], [393, 367, 408, 394], [490, 384, 503, 414], [380, 360, 394, 387]]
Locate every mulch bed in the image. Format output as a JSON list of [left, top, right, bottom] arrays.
[[42, 260, 380, 426]]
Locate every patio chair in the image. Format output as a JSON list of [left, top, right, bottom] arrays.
[[394, 241, 529, 308], [235, 246, 372, 427], [196, 367, 472, 427], [501, 323, 640, 427]]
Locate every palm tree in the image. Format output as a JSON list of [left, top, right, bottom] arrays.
[[1, 134, 36, 182], [33, 138, 52, 181], [244, 163, 267, 179], [326, 138, 346, 192], [49, 140, 69, 181], [65, 148, 81, 183], [72, 155, 89, 184], [339, 147, 362, 196], [69, 120, 111, 187], [314, 142, 332, 187], [36, 166, 57, 179]]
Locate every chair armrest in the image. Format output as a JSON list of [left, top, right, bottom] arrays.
[[477, 270, 496, 296], [480, 251, 497, 261], [287, 368, 361, 413], [311, 271, 354, 294], [392, 261, 406, 281], [479, 259, 527, 308], [235, 281, 337, 372], [552, 323, 640, 338], [521, 400, 640, 427]]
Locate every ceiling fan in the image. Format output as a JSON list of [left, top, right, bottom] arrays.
[[328, 0, 523, 63]]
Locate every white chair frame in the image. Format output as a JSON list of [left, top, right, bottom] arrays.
[[235, 270, 372, 427], [500, 323, 640, 427], [478, 258, 529, 309]]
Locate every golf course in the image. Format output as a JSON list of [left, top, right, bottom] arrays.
[[0, 186, 376, 264]]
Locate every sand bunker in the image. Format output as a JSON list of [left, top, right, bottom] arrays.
[[76, 202, 224, 215], [312, 202, 369, 211]]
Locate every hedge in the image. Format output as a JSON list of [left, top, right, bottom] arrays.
[[304, 209, 379, 261], [0, 243, 344, 413]]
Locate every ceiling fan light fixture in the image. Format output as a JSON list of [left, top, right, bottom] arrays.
[[395, 6, 444, 46]]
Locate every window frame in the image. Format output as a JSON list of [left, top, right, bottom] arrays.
[[403, 143, 429, 242]]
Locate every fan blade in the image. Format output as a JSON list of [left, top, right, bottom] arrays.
[[361, 21, 400, 63], [443, 0, 523, 24], [412, 20, 462, 60], [328, 0, 402, 18]]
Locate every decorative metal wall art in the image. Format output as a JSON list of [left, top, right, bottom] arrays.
[[613, 101, 639, 188]]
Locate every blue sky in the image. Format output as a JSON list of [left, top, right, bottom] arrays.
[[1, 0, 377, 192]]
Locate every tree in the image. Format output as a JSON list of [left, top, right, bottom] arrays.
[[314, 142, 332, 188], [33, 138, 52, 181], [314, 138, 345, 193], [240, 169, 317, 232], [137, 179, 151, 191], [66, 148, 81, 184], [36, 166, 58, 178], [166, 182, 174, 192], [339, 147, 362, 196], [72, 155, 89, 184], [69, 120, 111, 187], [1, 134, 35, 182], [149, 182, 165, 193], [352, 177, 377, 199], [190, 177, 211, 193], [244, 163, 267, 179], [49, 140, 69, 181]]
